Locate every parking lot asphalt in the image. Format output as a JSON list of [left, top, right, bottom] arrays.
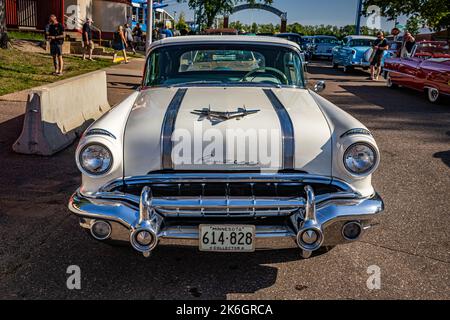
[[0, 59, 448, 300]]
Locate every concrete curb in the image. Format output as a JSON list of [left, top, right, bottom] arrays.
[[13, 70, 110, 156]]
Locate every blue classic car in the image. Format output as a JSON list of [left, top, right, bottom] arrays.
[[332, 35, 394, 73], [275, 33, 314, 53], [307, 35, 339, 60]]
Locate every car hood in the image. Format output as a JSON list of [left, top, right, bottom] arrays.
[[123, 87, 332, 176]]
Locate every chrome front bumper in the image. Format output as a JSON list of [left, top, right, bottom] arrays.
[[350, 61, 371, 68], [68, 174, 384, 257]]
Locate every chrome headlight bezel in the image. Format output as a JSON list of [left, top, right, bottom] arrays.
[[78, 143, 113, 176], [343, 142, 378, 177]]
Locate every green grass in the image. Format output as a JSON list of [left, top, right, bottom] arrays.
[[8, 31, 45, 42], [0, 49, 114, 96]]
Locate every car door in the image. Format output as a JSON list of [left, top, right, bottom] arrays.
[[421, 60, 450, 94], [400, 57, 422, 89]]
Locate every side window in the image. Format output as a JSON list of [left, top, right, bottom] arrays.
[[283, 52, 303, 87], [145, 52, 160, 86]]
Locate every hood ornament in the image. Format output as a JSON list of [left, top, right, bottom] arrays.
[[192, 106, 260, 124]]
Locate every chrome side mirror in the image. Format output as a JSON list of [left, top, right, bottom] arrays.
[[314, 81, 326, 93]]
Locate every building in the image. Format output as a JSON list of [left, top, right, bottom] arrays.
[[5, 0, 132, 37], [131, 0, 174, 32], [5, 0, 65, 30]]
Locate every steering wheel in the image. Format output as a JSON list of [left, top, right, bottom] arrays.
[[241, 67, 289, 85]]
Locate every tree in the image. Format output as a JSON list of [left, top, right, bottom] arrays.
[[405, 15, 423, 35], [0, 0, 8, 49], [363, 0, 449, 31], [178, 0, 273, 30], [176, 12, 189, 31], [251, 22, 258, 34]]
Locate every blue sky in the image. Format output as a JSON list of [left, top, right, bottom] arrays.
[[162, 0, 406, 29]]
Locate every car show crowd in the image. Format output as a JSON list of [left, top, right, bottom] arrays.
[[43, 12, 449, 104]]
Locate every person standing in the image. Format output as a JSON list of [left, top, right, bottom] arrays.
[[132, 23, 143, 48], [391, 27, 401, 41], [370, 31, 388, 81], [124, 23, 135, 54], [402, 31, 416, 57], [112, 25, 128, 64], [158, 22, 173, 39], [48, 14, 65, 76], [82, 18, 94, 61]]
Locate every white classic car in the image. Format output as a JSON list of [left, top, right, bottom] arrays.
[[69, 36, 384, 259]]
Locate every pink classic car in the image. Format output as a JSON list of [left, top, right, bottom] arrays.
[[384, 41, 450, 103]]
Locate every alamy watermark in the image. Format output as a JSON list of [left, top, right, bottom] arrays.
[[66, 265, 81, 290], [171, 122, 282, 172], [366, 5, 382, 30], [366, 265, 381, 290]]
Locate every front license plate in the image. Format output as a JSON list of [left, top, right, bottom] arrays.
[[199, 225, 255, 252]]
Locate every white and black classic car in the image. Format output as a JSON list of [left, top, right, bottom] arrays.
[[69, 36, 384, 259]]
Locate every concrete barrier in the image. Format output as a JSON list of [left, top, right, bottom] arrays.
[[13, 70, 110, 156]]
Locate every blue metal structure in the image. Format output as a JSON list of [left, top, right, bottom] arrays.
[[131, 0, 168, 32], [355, 0, 363, 35]]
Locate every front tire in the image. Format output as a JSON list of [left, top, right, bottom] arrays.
[[427, 87, 441, 103], [386, 73, 398, 88], [332, 60, 339, 69]]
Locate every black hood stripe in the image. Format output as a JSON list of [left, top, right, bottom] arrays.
[[161, 88, 188, 169], [263, 89, 295, 170]]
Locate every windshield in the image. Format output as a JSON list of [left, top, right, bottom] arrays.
[[300, 37, 312, 45], [348, 39, 374, 47], [144, 44, 305, 88], [414, 42, 450, 58], [315, 37, 339, 44]]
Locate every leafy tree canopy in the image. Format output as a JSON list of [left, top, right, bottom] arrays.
[[363, 0, 449, 31], [176, 12, 189, 31], [177, 0, 273, 29]]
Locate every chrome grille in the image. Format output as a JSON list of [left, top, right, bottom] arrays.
[[105, 173, 350, 218]]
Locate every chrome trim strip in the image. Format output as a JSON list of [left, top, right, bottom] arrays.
[[88, 191, 358, 213], [263, 89, 295, 170], [340, 128, 372, 138], [161, 88, 188, 169], [384, 69, 416, 78], [159, 225, 296, 240], [99, 173, 357, 194], [85, 129, 116, 139]]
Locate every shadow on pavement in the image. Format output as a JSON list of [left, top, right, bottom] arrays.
[[434, 150, 450, 168]]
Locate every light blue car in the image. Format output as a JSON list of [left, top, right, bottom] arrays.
[[332, 35, 392, 73]]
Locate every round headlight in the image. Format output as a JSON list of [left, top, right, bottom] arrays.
[[79, 144, 113, 175], [344, 143, 377, 175]]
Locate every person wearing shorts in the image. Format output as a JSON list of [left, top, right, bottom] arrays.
[[112, 25, 129, 64], [370, 31, 388, 81], [82, 19, 94, 61], [48, 14, 65, 75]]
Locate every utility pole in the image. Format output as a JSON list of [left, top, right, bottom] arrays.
[[146, 0, 153, 52], [355, 0, 363, 35]]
